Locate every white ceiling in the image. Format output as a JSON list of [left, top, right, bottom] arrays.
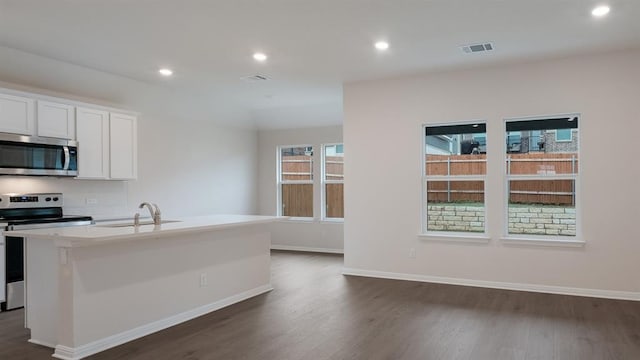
[[0, 0, 639, 129]]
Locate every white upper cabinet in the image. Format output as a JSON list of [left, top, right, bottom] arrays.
[[0, 88, 138, 181], [37, 100, 75, 139], [109, 112, 137, 180], [0, 93, 35, 135], [76, 107, 110, 179], [77, 109, 138, 180]]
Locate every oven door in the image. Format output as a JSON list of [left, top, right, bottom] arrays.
[[0, 235, 5, 305], [0, 133, 78, 176], [1, 236, 24, 311]]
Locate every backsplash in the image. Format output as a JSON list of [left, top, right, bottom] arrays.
[[0, 177, 131, 219]]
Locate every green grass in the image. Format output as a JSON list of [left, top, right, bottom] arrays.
[[508, 203, 575, 208], [427, 201, 484, 206]]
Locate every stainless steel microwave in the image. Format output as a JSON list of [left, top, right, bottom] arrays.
[[0, 132, 78, 176]]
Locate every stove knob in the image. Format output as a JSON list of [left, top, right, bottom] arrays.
[[45, 197, 52, 202], [52, 197, 59, 202]]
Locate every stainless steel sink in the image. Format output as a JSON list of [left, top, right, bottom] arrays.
[[98, 220, 181, 228]]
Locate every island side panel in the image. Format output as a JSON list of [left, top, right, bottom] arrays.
[[57, 224, 272, 355], [25, 237, 61, 348]]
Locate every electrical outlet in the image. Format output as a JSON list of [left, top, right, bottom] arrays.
[[86, 198, 98, 205], [409, 248, 416, 258], [199, 273, 207, 287]]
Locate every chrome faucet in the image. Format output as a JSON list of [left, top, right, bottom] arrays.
[[139, 202, 162, 225], [152, 203, 162, 225]]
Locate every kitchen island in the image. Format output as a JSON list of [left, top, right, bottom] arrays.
[[6, 214, 281, 360]]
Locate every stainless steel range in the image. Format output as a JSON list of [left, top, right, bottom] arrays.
[[0, 193, 93, 311]]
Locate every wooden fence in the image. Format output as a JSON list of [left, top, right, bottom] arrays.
[[505, 153, 578, 175], [281, 155, 344, 217], [427, 154, 487, 176], [325, 156, 344, 181], [281, 183, 344, 218], [281, 153, 575, 210], [325, 183, 344, 218], [280, 155, 344, 180], [509, 179, 574, 205], [426, 153, 577, 205], [427, 181, 484, 203], [281, 155, 313, 181], [282, 183, 313, 217]]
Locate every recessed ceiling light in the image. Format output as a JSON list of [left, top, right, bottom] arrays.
[[591, 5, 610, 17], [253, 53, 267, 62], [158, 68, 173, 76], [374, 41, 389, 51]]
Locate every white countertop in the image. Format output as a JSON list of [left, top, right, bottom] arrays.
[[4, 214, 283, 248]]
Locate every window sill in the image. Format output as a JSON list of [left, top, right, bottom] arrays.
[[320, 218, 344, 224], [500, 237, 585, 248], [418, 232, 490, 245], [278, 217, 315, 223]]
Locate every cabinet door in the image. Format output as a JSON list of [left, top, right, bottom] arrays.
[[109, 113, 137, 180], [37, 100, 75, 139], [0, 93, 35, 135], [76, 107, 109, 179]]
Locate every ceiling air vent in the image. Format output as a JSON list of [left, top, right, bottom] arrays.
[[460, 42, 494, 54], [241, 74, 270, 82]]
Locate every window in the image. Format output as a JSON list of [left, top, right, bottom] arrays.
[[555, 128, 573, 142], [529, 130, 544, 151], [506, 132, 521, 153], [278, 145, 314, 218], [423, 123, 487, 234], [322, 143, 344, 220], [505, 116, 579, 238], [472, 134, 487, 153]]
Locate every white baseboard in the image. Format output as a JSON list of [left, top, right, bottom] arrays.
[[52, 284, 273, 360], [52, 345, 76, 360], [342, 267, 640, 301], [271, 244, 344, 254]]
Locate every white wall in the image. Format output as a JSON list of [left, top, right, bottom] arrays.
[[0, 46, 257, 219], [126, 114, 257, 218], [343, 49, 640, 297], [258, 126, 344, 252]]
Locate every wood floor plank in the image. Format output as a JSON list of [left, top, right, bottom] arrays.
[[1, 250, 639, 360]]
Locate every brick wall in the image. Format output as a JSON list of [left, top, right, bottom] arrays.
[[426, 204, 576, 236], [508, 206, 576, 236], [544, 130, 578, 153], [427, 205, 485, 232]]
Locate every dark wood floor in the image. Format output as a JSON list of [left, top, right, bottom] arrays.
[[2, 251, 640, 360]]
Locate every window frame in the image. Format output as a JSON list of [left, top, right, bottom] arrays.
[[277, 144, 315, 220], [503, 114, 582, 244], [421, 121, 488, 238], [321, 142, 344, 222]]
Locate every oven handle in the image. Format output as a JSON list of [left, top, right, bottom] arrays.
[[6, 220, 93, 231], [62, 146, 70, 171]]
